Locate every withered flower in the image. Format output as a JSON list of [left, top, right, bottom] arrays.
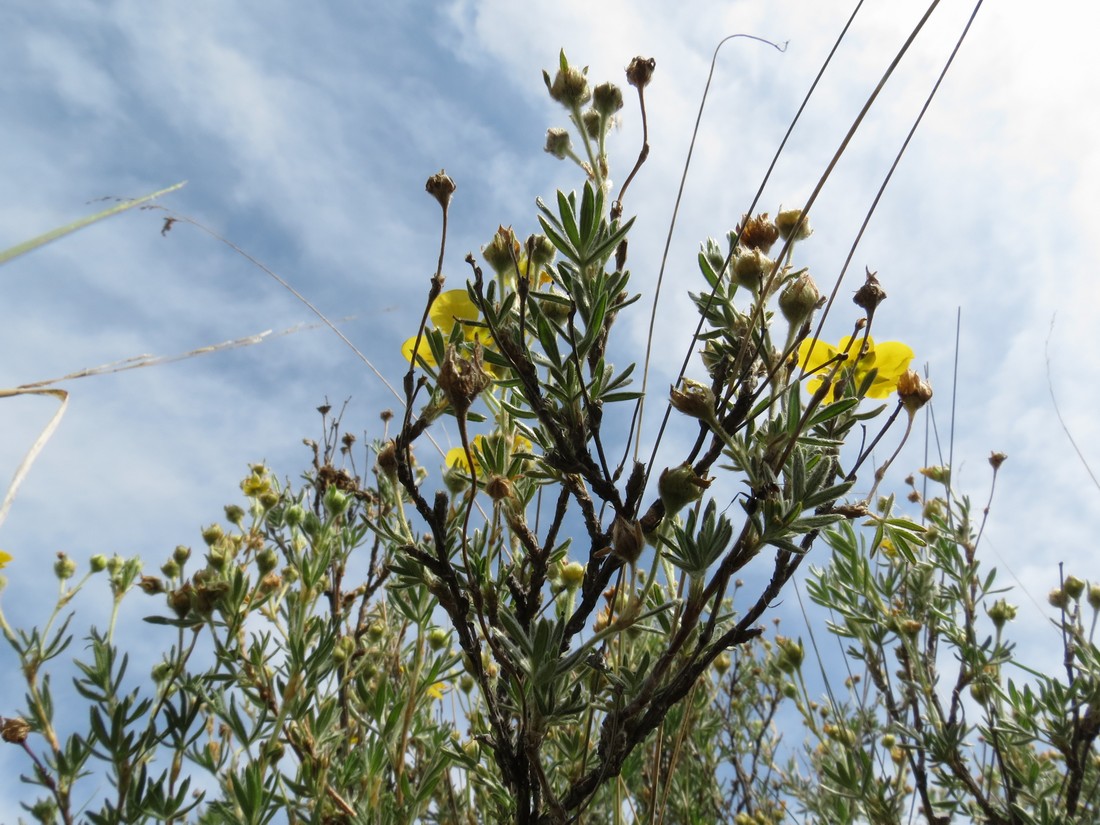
[[438, 342, 492, 417]]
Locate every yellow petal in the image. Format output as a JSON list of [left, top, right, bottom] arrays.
[[426, 681, 448, 701], [401, 334, 437, 367], [429, 289, 480, 334], [0, 549, 11, 569], [861, 341, 914, 398]]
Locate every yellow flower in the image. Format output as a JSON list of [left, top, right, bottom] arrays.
[[798, 335, 913, 402], [444, 433, 533, 474], [426, 681, 448, 701], [403, 289, 496, 367], [0, 550, 11, 569]]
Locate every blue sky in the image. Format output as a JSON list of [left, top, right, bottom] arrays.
[[2, 0, 1099, 814]]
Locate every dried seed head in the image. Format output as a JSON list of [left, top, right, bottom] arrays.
[[736, 213, 779, 254], [425, 170, 456, 210], [438, 343, 492, 417], [626, 56, 656, 89], [1, 716, 31, 744], [485, 474, 515, 502], [610, 517, 646, 565], [376, 440, 399, 481], [853, 268, 887, 315], [988, 451, 1007, 471]]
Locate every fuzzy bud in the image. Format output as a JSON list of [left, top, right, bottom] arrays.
[[592, 82, 624, 118], [544, 128, 573, 160], [986, 598, 1017, 629], [224, 505, 245, 526], [658, 462, 712, 514], [776, 636, 804, 672], [778, 270, 822, 325], [482, 225, 520, 276], [256, 548, 279, 575], [1064, 575, 1086, 601], [172, 545, 192, 565], [669, 378, 716, 423], [89, 554, 108, 573], [427, 628, 449, 652], [545, 52, 591, 108], [201, 524, 224, 547], [775, 209, 813, 242], [1048, 588, 1070, 610], [425, 170, 456, 211], [731, 247, 773, 292], [560, 561, 585, 591], [53, 553, 76, 581], [161, 559, 181, 579]]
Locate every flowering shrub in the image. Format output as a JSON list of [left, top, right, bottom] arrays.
[[2, 44, 1095, 825]]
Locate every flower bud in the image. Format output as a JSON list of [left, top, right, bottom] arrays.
[[1089, 585, 1100, 612], [257, 548, 279, 575], [544, 128, 573, 160], [669, 378, 716, 423], [527, 234, 557, 274], [1064, 575, 1086, 600], [581, 109, 601, 139], [778, 270, 821, 326], [658, 462, 712, 514], [776, 636, 804, 672], [713, 652, 731, 675], [592, 82, 624, 119], [560, 561, 585, 590], [425, 170, 456, 211], [986, 598, 1018, 629], [323, 486, 349, 516], [483, 225, 520, 275], [89, 554, 108, 573], [1048, 588, 1070, 610], [919, 466, 951, 486], [138, 575, 165, 595], [731, 247, 773, 292], [545, 52, 591, 108], [161, 559, 181, 579], [224, 505, 246, 526], [897, 370, 933, 415], [151, 661, 174, 683], [333, 635, 356, 664], [173, 545, 192, 565], [427, 628, 449, 652], [53, 553, 76, 581], [283, 504, 305, 528], [775, 209, 813, 242], [459, 673, 476, 694]]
